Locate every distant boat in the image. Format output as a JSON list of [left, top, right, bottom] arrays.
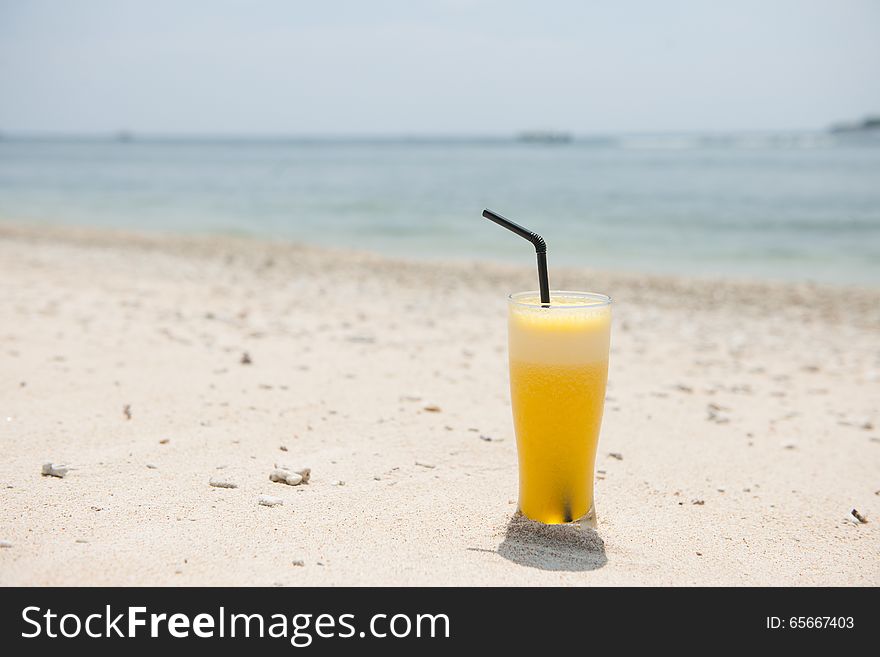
[[115, 130, 134, 142], [829, 116, 880, 134], [517, 130, 573, 144]]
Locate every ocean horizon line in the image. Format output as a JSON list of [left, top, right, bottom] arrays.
[[0, 128, 855, 143]]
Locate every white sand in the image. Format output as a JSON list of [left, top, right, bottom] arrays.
[[0, 223, 878, 586]]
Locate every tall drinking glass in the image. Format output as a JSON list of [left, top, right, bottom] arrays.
[[508, 291, 612, 527]]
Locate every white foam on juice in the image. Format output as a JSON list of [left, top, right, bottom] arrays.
[[508, 292, 611, 366]]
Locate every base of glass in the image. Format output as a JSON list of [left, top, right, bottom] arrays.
[[517, 503, 597, 529]]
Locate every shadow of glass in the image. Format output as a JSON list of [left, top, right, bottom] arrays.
[[496, 513, 607, 572]]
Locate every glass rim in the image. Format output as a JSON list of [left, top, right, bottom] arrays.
[[508, 290, 612, 309]]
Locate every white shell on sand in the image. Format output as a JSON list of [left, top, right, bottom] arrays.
[[269, 468, 303, 486], [258, 494, 283, 507], [274, 463, 310, 484], [41, 462, 69, 478]]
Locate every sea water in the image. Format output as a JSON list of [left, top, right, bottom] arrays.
[[1, 133, 878, 284]]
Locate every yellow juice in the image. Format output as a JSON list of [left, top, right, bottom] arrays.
[[508, 292, 611, 525]]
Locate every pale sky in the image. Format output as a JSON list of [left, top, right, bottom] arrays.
[[1, 0, 879, 135]]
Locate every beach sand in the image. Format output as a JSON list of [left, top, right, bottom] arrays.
[[0, 223, 878, 586]]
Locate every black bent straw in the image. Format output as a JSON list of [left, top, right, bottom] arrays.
[[482, 209, 550, 304]]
